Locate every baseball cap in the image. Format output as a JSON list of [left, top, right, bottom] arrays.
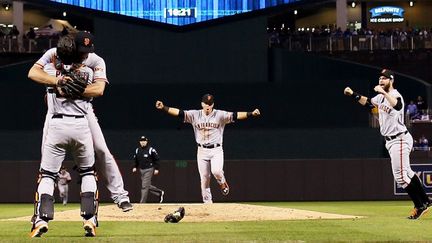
[[74, 31, 95, 53], [380, 69, 394, 80], [201, 94, 214, 105], [139, 136, 148, 141]]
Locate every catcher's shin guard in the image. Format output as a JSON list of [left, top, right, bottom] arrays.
[[39, 194, 55, 220], [80, 192, 98, 220], [79, 167, 99, 223], [32, 193, 55, 222], [31, 170, 57, 222]]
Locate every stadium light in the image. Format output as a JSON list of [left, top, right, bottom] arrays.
[[351, 1, 356, 8], [409, 1, 414, 7]]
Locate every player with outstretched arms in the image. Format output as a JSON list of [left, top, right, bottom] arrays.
[[156, 94, 260, 203]]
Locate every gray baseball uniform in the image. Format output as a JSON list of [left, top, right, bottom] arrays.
[[37, 48, 130, 205], [347, 69, 430, 219], [57, 170, 72, 205], [33, 58, 97, 227], [184, 109, 233, 203], [371, 89, 415, 188]]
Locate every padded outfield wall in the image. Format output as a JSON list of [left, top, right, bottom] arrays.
[[0, 158, 423, 203]]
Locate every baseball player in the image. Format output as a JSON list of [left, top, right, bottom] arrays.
[[28, 35, 99, 237], [155, 94, 260, 203], [57, 166, 72, 205], [344, 69, 431, 219], [31, 31, 132, 212], [132, 136, 164, 203]]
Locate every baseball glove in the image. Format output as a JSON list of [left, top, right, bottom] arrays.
[[57, 69, 88, 98], [164, 207, 185, 223]]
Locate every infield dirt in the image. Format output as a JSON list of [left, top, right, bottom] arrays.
[[6, 203, 361, 222]]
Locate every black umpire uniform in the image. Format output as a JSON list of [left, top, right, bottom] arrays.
[[133, 136, 164, 203]]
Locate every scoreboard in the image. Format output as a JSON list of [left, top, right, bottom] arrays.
[[50, 0, 300, 26]]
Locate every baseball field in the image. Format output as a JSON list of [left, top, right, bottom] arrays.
[[1, 201, 431, 242]]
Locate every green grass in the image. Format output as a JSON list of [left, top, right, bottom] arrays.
[[1, 201, 432, 242]]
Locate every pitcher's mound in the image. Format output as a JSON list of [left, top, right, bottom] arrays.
[[7, 203, 362, 222]]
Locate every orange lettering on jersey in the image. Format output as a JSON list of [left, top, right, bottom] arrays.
[[379, 104, 391, 114]]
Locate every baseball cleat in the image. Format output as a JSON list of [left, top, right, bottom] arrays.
[[83, 220, 96, 237], [159, 191, 165, 203], [30, 223, 48, 238], [220, 182, 229, 196], [407, 206, 430, 220], [119, 201, 133, 212]]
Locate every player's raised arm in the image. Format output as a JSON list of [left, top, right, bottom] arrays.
[[373, 85, 399, 108], [344, 87, 375, 108], [236, 109, 261, 120], [28, 48, 59, 86], [28, 64, 58, 86], [156, 100, 181, 117]]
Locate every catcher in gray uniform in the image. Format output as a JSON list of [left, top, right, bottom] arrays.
[[30, 31, 132, 212], [156, 94, 260, 203], [28, 35, 98, 237], [345, 69, 431, 219]]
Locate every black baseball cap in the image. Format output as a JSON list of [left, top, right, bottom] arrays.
[[380, 69, 394, 80], [139, 136, 148, 141], [201, 94, 214, 105], [74, 31, 95, 53]]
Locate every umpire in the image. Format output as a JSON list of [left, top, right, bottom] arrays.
[[132, 136, 164, 203]]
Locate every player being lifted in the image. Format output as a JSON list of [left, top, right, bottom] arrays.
[[344, 69, 431, 219], [156, 94, 260, 203], [28, 34, 98, 237], [28, 31, 132, 212]]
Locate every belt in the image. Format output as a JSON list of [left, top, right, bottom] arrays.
[[385, 131, 408, 141], [197, 143, 221, 149], [47, 88, 66, 98], [52, 114, 85, 119]]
